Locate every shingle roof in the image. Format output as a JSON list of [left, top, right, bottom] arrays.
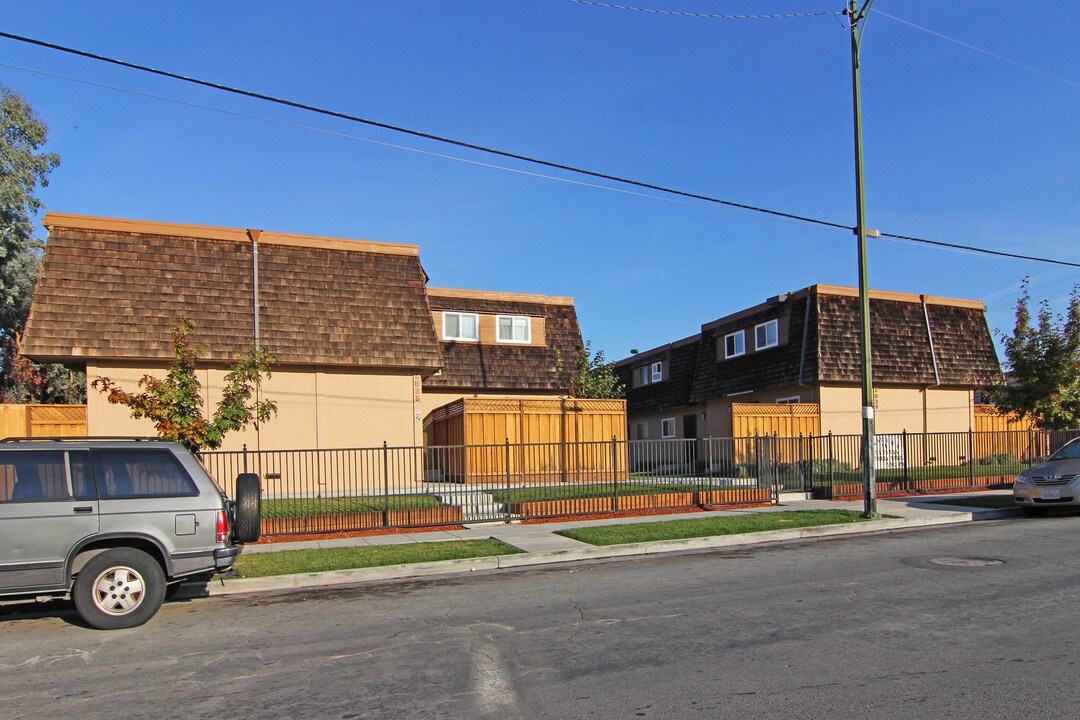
[[423, 289, 583, 392], [621, 285, 1003, 414], [617, 337, 701, 415], [23, 214, 443, 370]]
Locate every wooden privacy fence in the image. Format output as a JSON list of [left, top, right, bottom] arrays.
[[423, 397, 628, 483], [0, 404, 87, 439], [973, 404, 1039, 460], [731, 403, 821, 462]]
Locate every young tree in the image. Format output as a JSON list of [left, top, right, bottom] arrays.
[[0, 83, 84, 403], [91, 318, 278, 452], [992, 279, 1080, 430], [556, 340, 625, 400]]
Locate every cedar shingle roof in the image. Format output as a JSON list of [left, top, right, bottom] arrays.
[[423, 289, 583, 392], [616, 336, 701, 415], [620, 285, 1003, 415], [23, 214, 443, 370]]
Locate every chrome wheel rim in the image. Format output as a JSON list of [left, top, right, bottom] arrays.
[[91, 565, 146, 616]]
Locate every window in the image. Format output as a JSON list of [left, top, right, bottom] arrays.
[[92, 449, 198, 498], [651, 361, 663, 383], [635, 366, 650, 387], [755, 320, 778, 350], [0, 451, 70, 502], [776, 396, 801, 404], [724, 330, 745, 359], [661, 418, 676, 439], [636, 422, 648, 440], [443, 312, 479, 341], [496, 315, 531, 343]]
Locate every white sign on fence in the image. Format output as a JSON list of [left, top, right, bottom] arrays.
[[874, 435, 905, 470]]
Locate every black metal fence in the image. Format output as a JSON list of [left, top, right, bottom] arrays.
[[198, 428, 1080, 536]]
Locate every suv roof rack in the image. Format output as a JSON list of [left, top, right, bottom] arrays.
[[0, 436, 167, 443]]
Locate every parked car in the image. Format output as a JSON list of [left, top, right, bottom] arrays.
[[1013, 437, 1080, 516], [0, 437, 261, 629]]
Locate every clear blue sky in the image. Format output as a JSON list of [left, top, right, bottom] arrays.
[[3, 1, 1079, 363]]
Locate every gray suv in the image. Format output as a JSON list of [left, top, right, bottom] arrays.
[[0, 437, 260, 629]]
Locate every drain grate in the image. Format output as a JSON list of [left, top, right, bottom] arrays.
[[928, 557, 1005, 568]]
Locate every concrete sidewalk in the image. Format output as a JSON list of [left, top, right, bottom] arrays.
[[209, 490, 1019, 597]]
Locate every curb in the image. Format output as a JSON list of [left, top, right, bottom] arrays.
[[208, 506, 1020, 597]]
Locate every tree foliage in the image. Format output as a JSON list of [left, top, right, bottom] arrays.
[[556, 340, 625, 399], [91, 318, 278, 452], [0, 83, 84, 403], [992, 279, 1080, 430]]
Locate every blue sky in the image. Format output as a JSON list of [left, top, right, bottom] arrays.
[[2, 1, 1079, 363]]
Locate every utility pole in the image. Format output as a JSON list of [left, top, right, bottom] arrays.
[[846, 0, 878, 518]]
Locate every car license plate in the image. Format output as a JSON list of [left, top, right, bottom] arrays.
[[1041, 489, 1061, 500]]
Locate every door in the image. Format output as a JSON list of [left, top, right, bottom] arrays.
[[682, 414, 699, 469], [0, 449, 98, 591]]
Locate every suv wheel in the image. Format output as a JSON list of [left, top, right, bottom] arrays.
[[73, 548, 166, 630]]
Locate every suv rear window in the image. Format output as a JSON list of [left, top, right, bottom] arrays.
[[92, 449, 198, 498], [0, 451, 70, 502]]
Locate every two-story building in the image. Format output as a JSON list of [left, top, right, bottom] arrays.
[[617, 284, 1004, 442]]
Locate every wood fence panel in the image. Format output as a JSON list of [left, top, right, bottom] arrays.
[[973, 405, 1038, 461], [732, 403, 821, 440], [0, 404, 87, 439]]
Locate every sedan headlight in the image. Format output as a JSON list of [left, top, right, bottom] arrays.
[[1015, 475, 1033, 487]]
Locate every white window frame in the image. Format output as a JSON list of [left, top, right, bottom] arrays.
[[755, 320, 778, 350], [496, 315, 531, 344], [442, 311, 479, 342], [724, 330, 745, 359], [776, 396, 801, 404], [661, 418, 676, 439], [650, 361, 663, 383]]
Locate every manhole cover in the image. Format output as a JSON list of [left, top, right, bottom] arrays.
[[928, 557, 1005, 567]]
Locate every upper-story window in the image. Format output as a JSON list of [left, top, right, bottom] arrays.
[[496, 315, 531, 344], [755, 320, 778, 350], [724, 330, 745, 359], [651, 361, 663, 383], [635, 366, 650, 387], [443, 312, 479, 341]]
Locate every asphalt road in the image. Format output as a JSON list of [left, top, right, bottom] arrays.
[[3, 515, 1080, 720]]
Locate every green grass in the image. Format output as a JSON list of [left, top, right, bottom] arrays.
[[924, 495, 1017, 509], [488, 482, 745, 504], [234, 538, 524, 577], [262, 494, 444, 518], [556, 509, 877, 546], [821, 464, 1022, 485]]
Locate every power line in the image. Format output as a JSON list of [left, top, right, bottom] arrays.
[[565, 0, 842, 20], [1, 29, 1078, 270], [874, 9, 1080, 91]]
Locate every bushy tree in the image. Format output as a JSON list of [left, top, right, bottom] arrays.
[[992, 279, 1080, 430], [0, 83, 85, 403], [91, 318, 277, 452], [556, 340, 625, 399]]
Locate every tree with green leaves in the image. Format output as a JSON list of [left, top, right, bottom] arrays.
[[556, 340, 625, 400], [0, 83, 85, 403], [91, 317, 278, 452], [992, 279, 1080, 430]]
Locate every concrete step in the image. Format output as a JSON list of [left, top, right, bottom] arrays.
[[429, 486, 511, 522]]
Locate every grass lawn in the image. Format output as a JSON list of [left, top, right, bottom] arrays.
[[823, 464, 1022, 485], [234, 538, 524, 578], [262, 494, 444, 518], [924, 495, 1017, 509], [556, 509, 876, 546], [488, 482, 748, 504]]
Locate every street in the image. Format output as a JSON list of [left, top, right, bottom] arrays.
[[2, 515, 1079, 719]]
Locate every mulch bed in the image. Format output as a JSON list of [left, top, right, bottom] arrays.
[[520, 501, 771, 525], [253, 524, 467, 544]]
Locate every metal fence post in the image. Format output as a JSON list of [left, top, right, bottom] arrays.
[[828, 431, 835, 494], [611, 435, 619, 512], [382, 441, 390, 528], [243, 443, 248, 474], [901, 429, 908, 489], [967, 427, 975, 487], [504, 438, 512, 523]]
